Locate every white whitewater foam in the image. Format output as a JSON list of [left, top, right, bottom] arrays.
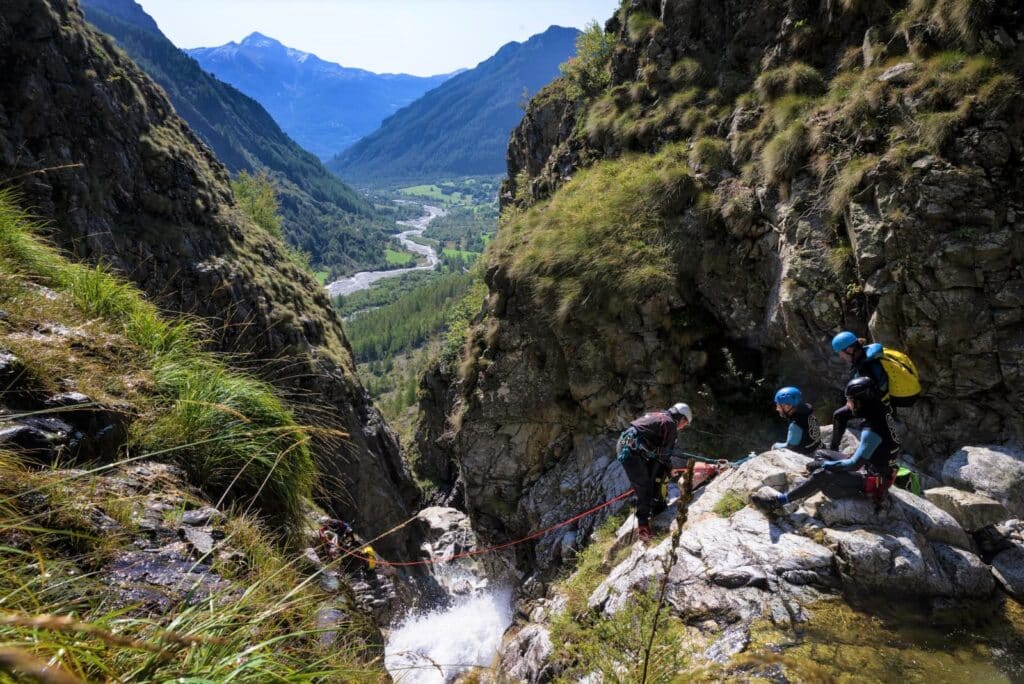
[[385, 587, 514, 683]]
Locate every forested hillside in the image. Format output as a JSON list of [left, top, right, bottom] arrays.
[[329, 26, 580, 182], [81, 0, 395, 278], [188, 32, 455, 159]]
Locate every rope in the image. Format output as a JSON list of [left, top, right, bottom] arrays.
[[339, 488, 635, 568]]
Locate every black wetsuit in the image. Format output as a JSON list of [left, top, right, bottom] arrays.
[[829, 349, 891, 450], [774, 403, 823, 455], [788, 399, 900, 503]]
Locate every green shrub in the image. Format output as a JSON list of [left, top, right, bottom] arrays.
[[829, 156, 879, 215], [761, 122, 809, 183], [626, 10, 661, 41], [560, 20, 615, 100], [713, 490, 747, 517], [688, 137, 730, 174], [669, 58, 704, 86], [232, 170, 283, 239], [755, 63, 825, 101]]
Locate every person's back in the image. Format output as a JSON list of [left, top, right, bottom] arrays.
[[787, 402, 823, 454], [629, 411, 677, 455]]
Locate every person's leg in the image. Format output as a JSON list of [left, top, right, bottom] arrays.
[[621, 454, 654, 525], [830, 405, 853, 450], [786, 469, 865, 504]]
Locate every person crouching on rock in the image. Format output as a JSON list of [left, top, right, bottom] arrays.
[[752, 377, 899, 511], [829, 331, 891, 450], [617, 402, 692, 542], [771, 386, 822, 455]]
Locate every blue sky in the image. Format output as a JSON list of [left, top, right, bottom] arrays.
[[137, 0, 621, 76]]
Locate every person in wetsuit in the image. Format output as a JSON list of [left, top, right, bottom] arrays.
[[829, 331, 891, 450], [752, 376, 900, 510], [771, 386, 823, 455], [617, 402, 692, 542]]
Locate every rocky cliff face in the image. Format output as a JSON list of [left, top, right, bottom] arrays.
[[435, 0, 1024, 561], [0, 0, 420, 556]]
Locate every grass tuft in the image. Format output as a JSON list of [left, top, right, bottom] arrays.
[[492, 143, 695, 320], [0, 189, 313, 527]]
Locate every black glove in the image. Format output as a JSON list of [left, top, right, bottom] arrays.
[[806, 458, 825, 474]]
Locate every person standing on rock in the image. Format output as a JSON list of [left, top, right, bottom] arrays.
[[829, 331, 890, 450], [617, 402, 692, 542], [771, 386, 822, 455], [752, 377, 900, 511]]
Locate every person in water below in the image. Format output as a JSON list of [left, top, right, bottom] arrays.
[[617, 402, 692, 542], [771, 386, 823, 455], [752, 376, 900, 511]]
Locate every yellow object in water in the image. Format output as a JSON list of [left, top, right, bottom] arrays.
[[363, 546, 376, 570]]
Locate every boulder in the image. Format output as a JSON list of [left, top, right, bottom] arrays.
[[924, 486, 1010, 532], [990, 546, 1024, 600], [942, 446, 1024, 517], [500, 624, 557, 684]]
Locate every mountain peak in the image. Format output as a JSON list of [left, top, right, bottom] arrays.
[[240, 31, 282, 48]]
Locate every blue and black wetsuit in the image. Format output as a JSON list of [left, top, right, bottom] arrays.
[[772, 402, 823, 455], [786, 399, 900, 503], [829, 344, 891, 450], [618, 411, 677, 525]]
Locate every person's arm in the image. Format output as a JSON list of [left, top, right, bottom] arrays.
[[773, 422, 804, 450], [822, 428, 882, 471]]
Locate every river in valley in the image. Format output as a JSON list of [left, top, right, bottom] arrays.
[[325, 203, 446, 299]]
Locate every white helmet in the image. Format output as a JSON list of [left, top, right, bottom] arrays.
[[668, 402, 692, 423]]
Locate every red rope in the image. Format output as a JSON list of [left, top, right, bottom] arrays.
[[341, 488, 635, 568]]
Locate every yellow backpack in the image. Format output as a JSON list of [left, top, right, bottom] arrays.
[[879, 348, 921, 406]]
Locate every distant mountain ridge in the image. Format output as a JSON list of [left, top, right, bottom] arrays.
[[80, 0, 394, 277], [188, 33, 456, 159], [328, 25, 580, 183]]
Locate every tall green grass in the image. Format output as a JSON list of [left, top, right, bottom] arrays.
[[0, 452, 378, 682], [492, 142, 696, 321], [0, 189, 313, 526]]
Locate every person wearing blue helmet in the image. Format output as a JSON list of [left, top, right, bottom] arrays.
[[828, 331, 890, 450], [752, 376, 901, 511], [771, 386, 822, 455]]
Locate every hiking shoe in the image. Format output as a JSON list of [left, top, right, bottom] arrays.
[[637, 523, 653, 543], [750, 487, 783, 512]]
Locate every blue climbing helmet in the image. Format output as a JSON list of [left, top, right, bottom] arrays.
[[774, 386, 803, 406], [831, 331, 858, 354]]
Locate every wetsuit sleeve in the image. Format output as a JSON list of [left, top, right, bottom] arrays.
[[786, 422, 804, 448], [823, 429, 881, 471]]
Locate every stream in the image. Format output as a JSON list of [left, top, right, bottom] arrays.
[[325, 204, 446, 298]]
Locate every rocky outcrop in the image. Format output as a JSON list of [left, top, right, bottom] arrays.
[[500, 448, 1010, 680], [444, 0, 1024, 560], [0, 0, 420, 556]]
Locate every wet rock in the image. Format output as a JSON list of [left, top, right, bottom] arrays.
[[103, 547, 234, 615], [500, 624, 556, 683], [350, 574, 398, 625], [942, 446, 1024, 517], [924, 486, 1010, 532], [878, 62, 916, 83], [704, 623, 751, 663], [990, 546, 1024, 599], [315, 605, 349, 648], [180, 506, 223, 526], [178, 525, 216, 556]]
